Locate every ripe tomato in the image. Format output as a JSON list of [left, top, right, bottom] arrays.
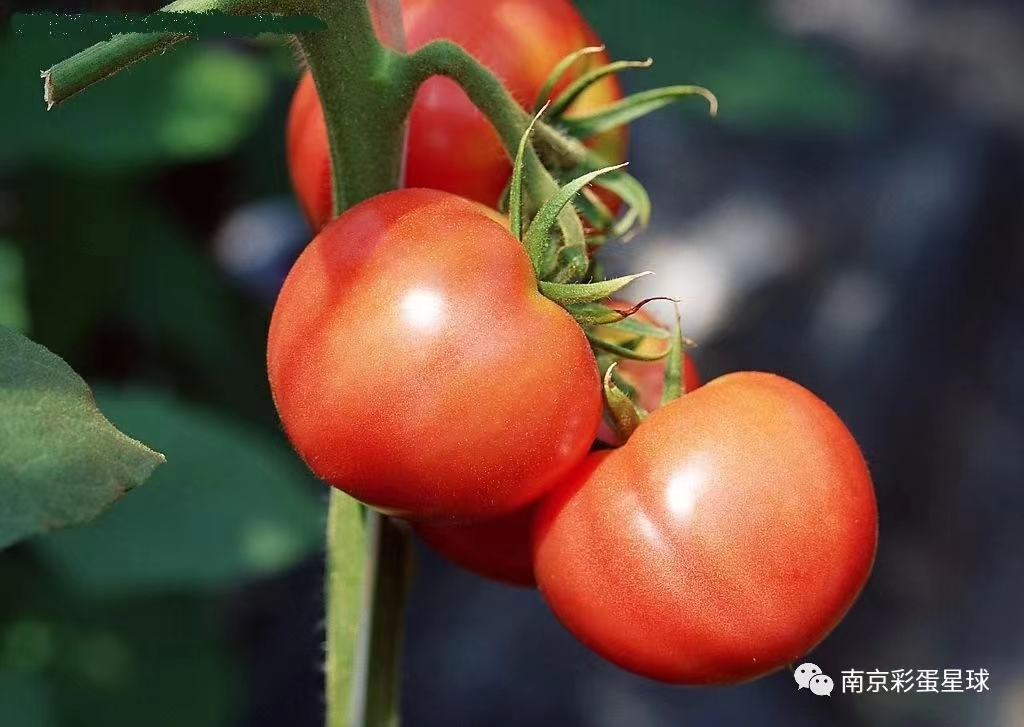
[[287, 0, 626, 230], [595, 301, 701, 445], [534, 372, 877, 684], [413, 506, 537, 587], [267, 189, 602, 519]]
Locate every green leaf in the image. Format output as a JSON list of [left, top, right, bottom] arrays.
[[0, 242, 30, 333], [0, 327, 164, 551], [35, 388, 324, 596], [0, 38, 272, 171]]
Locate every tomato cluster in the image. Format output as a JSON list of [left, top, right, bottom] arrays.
[[272, 0, 877, 687]]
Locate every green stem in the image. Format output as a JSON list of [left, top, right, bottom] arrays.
[[288, 0, 408, 211], [399, 40, 586, 269], [42, 0, 261, 108], [324, 491, 369, 727]]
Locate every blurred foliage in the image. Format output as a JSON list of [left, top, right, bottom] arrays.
[[36, 388, 324, 597], [0, 241, 30, 332], [0, 552, 234, 727], [580, 0, 873, 131], [0, 326, 164, 551], [0, 35, 273, 172]]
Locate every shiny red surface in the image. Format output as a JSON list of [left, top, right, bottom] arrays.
[[534, 372, 878, 684], [267, 189, 602, 519]]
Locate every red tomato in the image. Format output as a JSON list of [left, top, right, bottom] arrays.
[[267, 189, 602, 519], [413, 506, 537, 587], [534, 372, 877, 684], [287, 0, 626, 230], [595, 301, 701, 445]]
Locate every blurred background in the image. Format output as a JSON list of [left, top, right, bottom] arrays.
[[2, 0, 1023, 725]]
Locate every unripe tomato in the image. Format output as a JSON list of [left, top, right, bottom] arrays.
[[413, 506, 537, 587], [534, 372, 877, 684], [267, 189, 602, 520], [595, 301, 701, 445], [287, 0, 626, 230]]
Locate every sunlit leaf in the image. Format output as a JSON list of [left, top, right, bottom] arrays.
[[0, 327, 164, 551]]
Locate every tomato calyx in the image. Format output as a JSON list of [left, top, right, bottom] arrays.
[[592, 302, 696, 443], [602, 363, 644, 442], [520, 47, 717, 245]]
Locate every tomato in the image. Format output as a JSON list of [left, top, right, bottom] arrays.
[[287, 0, 626, 230], [533, 372, 877, 684], [267, 188, 602, 519], [595, 301, 701, 445], [413, 505, 537, 587]]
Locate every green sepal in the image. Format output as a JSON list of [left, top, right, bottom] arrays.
[[561, 85, 719, 140], [546, 59, 653, 118], [534, 45, 606, 113], [590, 169, 652, 240], [588, 331, 669, 362], [551, 247, 591, 284], [603, 363, 643, 442], [524, 162, 628, 267], [510, 106, 546, 241], [540, 272, 650, 307], [568, 301, 673, 340], [661, 305, 694, 405], [568, 302, 633, 327], [601, 313, 672, 341], [574, 187, 617, 235]]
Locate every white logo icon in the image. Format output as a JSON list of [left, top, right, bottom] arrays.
[[794, 663, 823, 690], [810, 674, 834, 696]]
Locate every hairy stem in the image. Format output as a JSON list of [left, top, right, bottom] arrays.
[[42, 0, 261, 108]]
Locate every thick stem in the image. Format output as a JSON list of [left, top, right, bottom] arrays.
[[289, 0, 408, 212]]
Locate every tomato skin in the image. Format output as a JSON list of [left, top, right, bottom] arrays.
[[595, 301, 701, 445], [287, 72, 332, 230], [287, 0, 626, 230], [413, 506, 537, 587], [267, 189, 602, 520], [534, 372, 877, 684]]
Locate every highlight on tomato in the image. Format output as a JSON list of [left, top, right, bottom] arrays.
[[266, 188, 603, 520], [287, 0, 626, 230], [533, 372, 878, 684]]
